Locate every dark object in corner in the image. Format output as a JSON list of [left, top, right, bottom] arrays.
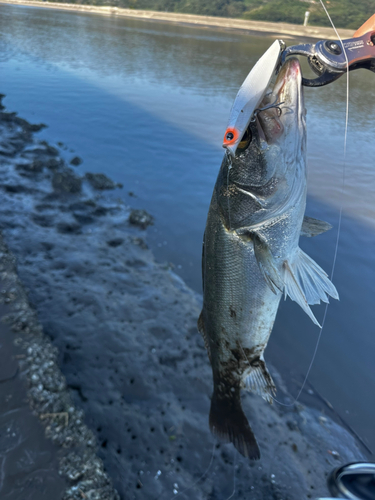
[[327, 462, 375, 500]]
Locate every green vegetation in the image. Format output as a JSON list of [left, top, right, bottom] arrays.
[[46, 0, 375, 29], [243, 0, 375, 29]]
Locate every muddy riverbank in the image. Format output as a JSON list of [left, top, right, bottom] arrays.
[[0, 234, 119, 500], [0, 94, 368, 499], [0, 0, 354, 40]]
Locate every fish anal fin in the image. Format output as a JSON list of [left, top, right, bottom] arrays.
[[244, 358, 276, 404], [301, 216, 332, 237], [209, 390, 260, 460], [198, 311, 211, 361], [283, 247, 339, 327]]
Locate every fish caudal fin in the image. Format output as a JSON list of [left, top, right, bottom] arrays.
[[284, 247, 339, 327], [209, 390, 260, 459], [244, 358, 276, 403]]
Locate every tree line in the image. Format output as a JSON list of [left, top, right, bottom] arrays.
[[46, 0, 375, 29]]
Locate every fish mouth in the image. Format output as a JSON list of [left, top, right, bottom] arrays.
[[256, 58, 304, 145]]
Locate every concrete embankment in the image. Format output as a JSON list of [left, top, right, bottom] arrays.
[[0, 0, 354, 40]]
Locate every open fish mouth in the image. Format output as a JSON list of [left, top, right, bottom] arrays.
[[256, 58, 304, 145]]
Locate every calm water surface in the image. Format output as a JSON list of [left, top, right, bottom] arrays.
[[1, 4, 374, 455]]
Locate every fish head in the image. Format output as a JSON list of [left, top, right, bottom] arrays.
[[221, 57, 306, 228], [256, 56, 306, 176]]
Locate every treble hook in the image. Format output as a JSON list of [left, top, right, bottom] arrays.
[[250, 98, 285, 122]]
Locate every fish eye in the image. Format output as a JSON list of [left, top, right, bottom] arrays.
[[237, 127, 252, 153]]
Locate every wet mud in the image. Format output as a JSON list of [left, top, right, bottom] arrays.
[[0, 236, 118, 500], [0, 94, 368, 500]]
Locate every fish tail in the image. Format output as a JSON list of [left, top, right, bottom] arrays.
[[209, 389, 260, 460]]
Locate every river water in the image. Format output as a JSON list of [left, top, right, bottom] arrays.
[[0, 3, 374, 457]]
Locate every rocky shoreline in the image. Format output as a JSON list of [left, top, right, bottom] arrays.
[[0, 94, 368, 500]]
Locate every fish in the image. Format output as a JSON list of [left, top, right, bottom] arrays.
[[198, 56, 339, 460]]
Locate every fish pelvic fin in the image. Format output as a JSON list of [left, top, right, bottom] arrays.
[[244, 358, 276, 404], [209, 389, 260, 460], [283, 247, 339, 327]]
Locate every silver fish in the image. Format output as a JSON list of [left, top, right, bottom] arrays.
[[198, 58, 338, 459]]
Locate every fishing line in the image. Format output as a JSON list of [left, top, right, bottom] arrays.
[[243, 1, 349, 408], [227, 150, 233, 230], [166, 439, 216, 500], [275, 0, 349, 407]]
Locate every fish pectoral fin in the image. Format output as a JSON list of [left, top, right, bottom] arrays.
[[198, 312, 211, 362], [252, 232, 283, 294], [301, 216, 332, 237], [244, 358, 276, 404], [283, 248, 339, 327]]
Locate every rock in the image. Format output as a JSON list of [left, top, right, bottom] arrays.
[[3, 184, 29, 193], [85, 173, 120, 190], [32, 213, 54, 227], [16, 160, 44, 173], [70, 156, 83, 166], [46, 158, 64, 171], [56, 222, 82, 234], [131, 236, 148, 250], [107, 238, 124, 247], [52, 170, 82, 194], [28, 123, 47, 133], [128, 209, 154, 229], [40, 141, 59, 156]]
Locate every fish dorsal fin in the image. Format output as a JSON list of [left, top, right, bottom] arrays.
[[244, 358, 276, 404], [301, 216, 332, 237], [283, 248, 339, 327]]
